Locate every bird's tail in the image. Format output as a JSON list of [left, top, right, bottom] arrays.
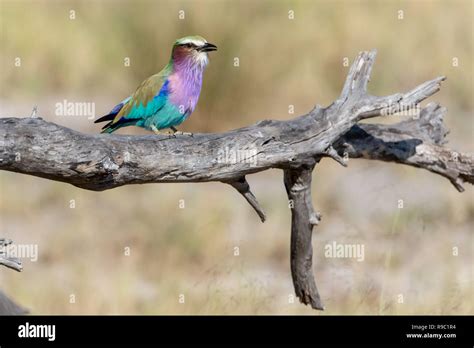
[[100, 118, 136, 134], [100, 120, 131, 134], [95, 97, 131, 133], [95, 112, 133, 134], [100, 122, 118, 134], [94, 113, 116, 124], [95, 112, 118, 133]]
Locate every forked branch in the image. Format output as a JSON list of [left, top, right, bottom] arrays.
[[0, 50, 472, 310]]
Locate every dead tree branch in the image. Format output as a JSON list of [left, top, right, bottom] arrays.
[[0, 50, 472, 310], [0, 239, 23, 272], [284, 163, 324, 310], [0, 239, 27, 314]]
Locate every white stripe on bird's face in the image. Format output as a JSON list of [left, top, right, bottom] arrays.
[[174, 36, 215, 69], [178, 37, 207, 47]]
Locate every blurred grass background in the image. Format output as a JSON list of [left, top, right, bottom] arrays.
[[0, 0, 472, 314]]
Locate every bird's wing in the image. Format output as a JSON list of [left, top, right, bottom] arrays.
[[94, 96, 131, 124], [111, 69, 171, 125]]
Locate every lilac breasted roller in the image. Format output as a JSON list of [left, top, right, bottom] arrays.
[[95, 35, 217, 135]]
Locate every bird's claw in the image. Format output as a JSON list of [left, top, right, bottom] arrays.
[[151, 126, 174, 137], [152, 126, 193, 137], [173, 131, 193, 137]]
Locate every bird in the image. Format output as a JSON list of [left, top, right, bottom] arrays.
[[95, 35, 217, 135]]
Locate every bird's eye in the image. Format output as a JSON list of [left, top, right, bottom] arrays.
[[185, 43, 193, 48]]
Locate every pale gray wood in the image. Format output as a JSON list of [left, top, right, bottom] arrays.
[[0, 50, 472, 310], [284, 164, 324, 310], [0, 239, 28, 314], [336, 102, 473, 192], [0, 239, 23, 272]]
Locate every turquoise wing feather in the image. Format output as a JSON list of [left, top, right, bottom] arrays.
[[114, 73, 168, 122], [99, 66, 172, 133]]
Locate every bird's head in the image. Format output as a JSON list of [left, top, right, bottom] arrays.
[[172, 35, 217, 68]]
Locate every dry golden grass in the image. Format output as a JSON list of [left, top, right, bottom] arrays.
[[0, 0, 472, 314]]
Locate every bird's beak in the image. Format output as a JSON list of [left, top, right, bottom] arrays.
[[199, 43, 217, 52]]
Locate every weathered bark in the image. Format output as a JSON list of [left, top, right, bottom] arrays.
[[0, 50, 472, 310], [284, 163, 324, 310], [0, 239, 23, 272], [335, 102, 473, 192], [0, 239, 28, 314]]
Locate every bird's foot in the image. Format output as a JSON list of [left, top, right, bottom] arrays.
[[151, 126, 174, 137], [170, 126, 193, 137], [173, 131, 193, 137]]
